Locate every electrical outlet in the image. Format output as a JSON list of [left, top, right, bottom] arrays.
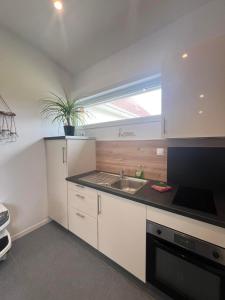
[[156, 148, 165, 156]]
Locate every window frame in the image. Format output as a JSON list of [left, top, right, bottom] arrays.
[[82, 115, 160, 130], [77, 75, 161, 129]]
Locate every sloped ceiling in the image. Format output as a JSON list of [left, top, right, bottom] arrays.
[[0, 0, 213, 75]]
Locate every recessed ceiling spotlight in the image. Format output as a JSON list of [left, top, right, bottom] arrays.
[[198, 110, 204, 115], [54, 1, 63, 11], [182, 53, 188, 59], [199, 94, 205, 99]]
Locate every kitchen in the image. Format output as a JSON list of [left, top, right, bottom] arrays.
[[1, 1, 225, 300]]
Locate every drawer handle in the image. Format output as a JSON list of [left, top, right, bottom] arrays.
[[75, 184, 85, 189], [76, 194, 85, 200], [76, 212, 85, 219]]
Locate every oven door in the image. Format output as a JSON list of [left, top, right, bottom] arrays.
[[146, 233, 225, 300]]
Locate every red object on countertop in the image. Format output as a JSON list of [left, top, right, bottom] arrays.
[[151, 184, 173, 193]]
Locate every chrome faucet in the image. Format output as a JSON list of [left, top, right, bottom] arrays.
[[120, 169, 125, 179]]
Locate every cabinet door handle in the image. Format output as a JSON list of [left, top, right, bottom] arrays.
[[62, 147, 67, 164], [76, 194, 85, 200], [76, 212, 85, 219], [163, 117, 166, 136], [97, 194, 102, 215]]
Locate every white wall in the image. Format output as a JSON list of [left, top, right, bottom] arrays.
[[73, 0, 225, 140], [79, 117, 162, 141], [0, 27, 73, 237]]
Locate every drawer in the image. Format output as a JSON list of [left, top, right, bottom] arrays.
[[69, 182, 95, 196], [69, 207, 97, 248], [68, 184, 98, 218]]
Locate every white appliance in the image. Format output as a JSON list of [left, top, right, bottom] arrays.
[[0, 204, 11, 261]]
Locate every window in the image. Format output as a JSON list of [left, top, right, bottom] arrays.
[[78, 75, 161, 126]]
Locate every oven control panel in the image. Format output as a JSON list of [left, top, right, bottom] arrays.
[[174, 234, 195, 251]]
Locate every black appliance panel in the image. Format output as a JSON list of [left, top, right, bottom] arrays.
[[146, 221, 225, 300], [168, 147, 225, 190]]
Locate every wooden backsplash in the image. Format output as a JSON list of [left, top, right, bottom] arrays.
[[96, 140, 168, 181]]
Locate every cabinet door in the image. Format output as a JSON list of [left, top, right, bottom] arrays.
[[162, 35, 225, 138], [98, 192, 146, 282], [45, 140, 68, 228]]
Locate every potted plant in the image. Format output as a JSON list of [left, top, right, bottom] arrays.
[[41, 92, 86, 136]]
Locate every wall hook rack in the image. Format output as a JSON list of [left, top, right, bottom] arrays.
[[0, 95, 18, 143]]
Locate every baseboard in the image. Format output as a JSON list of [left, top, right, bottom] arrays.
[[11, 218, 51, 241]]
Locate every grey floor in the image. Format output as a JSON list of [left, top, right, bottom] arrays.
[[0, 222, 170, 300]]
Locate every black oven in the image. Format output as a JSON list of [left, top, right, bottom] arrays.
[[146, 221, 225, 300]]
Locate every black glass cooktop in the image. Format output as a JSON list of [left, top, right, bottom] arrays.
[[173, 186, 217, 215]]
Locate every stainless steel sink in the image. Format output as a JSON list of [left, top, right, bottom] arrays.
[[79, 172, 120, 186], [79, 172, 147, 194], [111, 177, 147, 194]]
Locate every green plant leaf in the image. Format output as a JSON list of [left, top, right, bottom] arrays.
[[40, 92, 88, 127]]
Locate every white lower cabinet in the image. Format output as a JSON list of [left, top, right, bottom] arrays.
[[98, 192, 146, 282], [68, 184, 147, 282], [68, 183, 98, 248]]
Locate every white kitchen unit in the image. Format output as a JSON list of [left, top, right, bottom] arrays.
[[45, 137, 96, 228], [162, 35, 225, 138], [68, 182, 98, 248], [67, 184, 147, 282], [98, 192, 146, 282], [147, 206, 225, 248]]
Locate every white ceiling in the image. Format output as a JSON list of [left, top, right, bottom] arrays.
[[0, 0, 212, 76]]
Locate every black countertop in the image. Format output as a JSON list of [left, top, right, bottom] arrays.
[[66, 171, 225, 229]]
